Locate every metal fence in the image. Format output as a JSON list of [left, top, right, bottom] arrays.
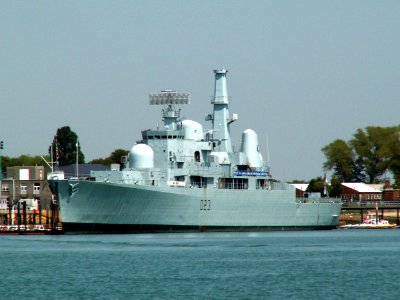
[[341, 201, 400, 209]]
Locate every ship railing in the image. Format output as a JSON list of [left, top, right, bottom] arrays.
[[220, 183, 249, 190], [256, 182, 271, 190], [64, 173, 93, 181], [341, 200, 400, 209], [341, 193, 382, 201], [296, 197, 342, 204], [189, 182, 207, 188], [271, 182, 294, 190]]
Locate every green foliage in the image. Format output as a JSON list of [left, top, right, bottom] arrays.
[[328, 176, 342, 198], [306, 177, 324, 194], [50, 126, 85, 166], [89, 148, 129, 168], [109, 149, 129, 163], [322, 125, 400, 185], [1, 155, 47, 173], [89, 157, 112, 165], [288, 179, 307, 184], [382, 127, 400, 188], [350, 127, 393, 183], [322, 139, 354, 181]]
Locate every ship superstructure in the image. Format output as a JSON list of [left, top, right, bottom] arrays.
[[49, 69, 341, 233]]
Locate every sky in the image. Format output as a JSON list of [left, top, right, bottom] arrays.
[[1, 0, 399, 181]]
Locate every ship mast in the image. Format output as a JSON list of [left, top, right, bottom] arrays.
[[210, 69, 237, 152]]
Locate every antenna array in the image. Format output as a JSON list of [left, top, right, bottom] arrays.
[[149, 90, 190, 105]]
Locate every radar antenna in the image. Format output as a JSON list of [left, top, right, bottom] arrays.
[[149, 90, 190, 130]]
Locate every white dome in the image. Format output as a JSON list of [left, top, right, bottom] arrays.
[[243, 128, 256, 136], [128, 144, 154, 169], [181, 119, 204, 140]]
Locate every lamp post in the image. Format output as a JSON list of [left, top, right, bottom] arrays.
[[76, 139, 79, 178], [0, 140, 3, 180]]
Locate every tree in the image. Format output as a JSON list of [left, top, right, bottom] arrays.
[[351, 159, 367, 183], [322, 139, 354, 181], [109, 149, 129, 165], [322, 125, 400, 186], [288, 179, 307, 184], [306, 177, 325, 194], [350, 126, 393, 183], [50, 126, 85, 166], [328, 176, 342, 198], [383, 126, 400, 188], [89, 149, 129, 169], [11, 155, 46, 166], [1, 155, 47, 170]]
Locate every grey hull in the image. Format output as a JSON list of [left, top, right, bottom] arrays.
[[52, 180, 341, 233]]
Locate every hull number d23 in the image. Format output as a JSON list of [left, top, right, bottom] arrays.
[[200, 199, 211, 211]]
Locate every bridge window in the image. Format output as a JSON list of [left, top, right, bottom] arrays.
[[256, 179, 269, 190], [190, 176, 206, 188], [219, 178, 248, 190], [194, 151, 200, 162]]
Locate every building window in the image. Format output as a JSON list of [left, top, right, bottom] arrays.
[[33, 183, 41, 194], [20, 185, 28, 195], [19, 169, 30, 180], [2, 183, 9, 192]]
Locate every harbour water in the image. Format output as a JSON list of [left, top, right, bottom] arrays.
[[1, 230, 399, 299]]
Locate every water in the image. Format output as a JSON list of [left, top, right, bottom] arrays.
[[1, 230, 399, 299]]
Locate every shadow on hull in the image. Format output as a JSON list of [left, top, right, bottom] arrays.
[[62, 223, 337, 234]]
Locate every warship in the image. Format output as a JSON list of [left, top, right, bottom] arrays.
[[49, 69, 342, 233]]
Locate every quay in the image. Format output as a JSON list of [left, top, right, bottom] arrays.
[[341, 201, 400, 225]]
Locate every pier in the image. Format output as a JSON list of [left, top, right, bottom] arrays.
[[341, 201, 400, 225], [0, 200, 62, 234]]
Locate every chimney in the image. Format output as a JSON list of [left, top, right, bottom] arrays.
[[384, 179, 391, 189]]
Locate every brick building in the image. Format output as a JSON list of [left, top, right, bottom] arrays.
[[291, 184, 309, 197], [0, 166, 54, 225], [341, 182, 382, 202], [381, 180, 400, 201]]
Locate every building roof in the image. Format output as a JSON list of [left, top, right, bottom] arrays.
[[57, 164, 110, 177], [367, 184, 385, 191], [291, 184, 309, 191], [342, 182, 381, 193]]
